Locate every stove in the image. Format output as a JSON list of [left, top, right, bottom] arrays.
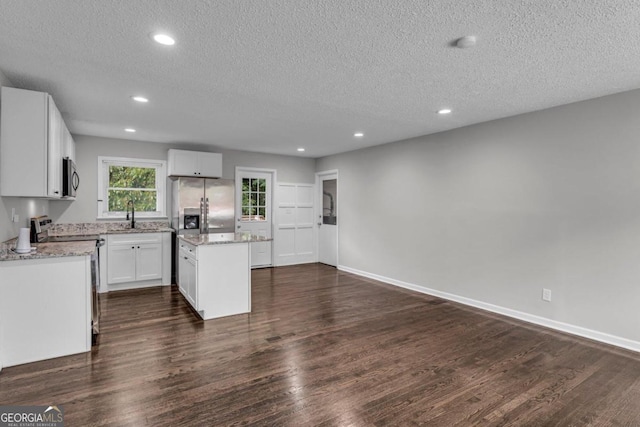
[[30, 215, 53, 243]]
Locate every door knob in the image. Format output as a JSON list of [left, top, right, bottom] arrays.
[[317, 222, 322, 226]]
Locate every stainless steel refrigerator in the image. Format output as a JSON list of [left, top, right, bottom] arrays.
[[171, 178, 235, 235]]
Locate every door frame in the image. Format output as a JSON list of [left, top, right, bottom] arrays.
[[315, 169, 339, 266], [235, 167, 277, 267]]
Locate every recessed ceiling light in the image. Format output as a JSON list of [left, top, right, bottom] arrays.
[[131, 96, 149, 103], [437, 109, 452, 115], [456, 36, 477, 49], [354, 132, 364, 138], [124, 128, 136, 133], [297, 148, 305, 152], [152, 33, 175, 46]]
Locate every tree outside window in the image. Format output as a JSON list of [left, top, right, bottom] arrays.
[[108, 165, 157, 212], [241, 178, 266, 221], [97, 156, 166, 218]]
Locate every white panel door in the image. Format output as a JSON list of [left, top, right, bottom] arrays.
[[317, 171, 338, 266], [274, 183, 316, 266], [235, 168, 274, 268]]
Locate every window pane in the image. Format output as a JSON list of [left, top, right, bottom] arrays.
[[258, 207, 265, 220], [251, 192, 258, 206], [109, 166, 156, 189], [108, 190, 157, 212], [242, 178, 251, 192], [251, 179, 259, 191], [258, 193, 265, 206], [322, 179, 337, 225], [242, 192, 251, 207]]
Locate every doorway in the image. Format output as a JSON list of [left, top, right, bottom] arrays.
[[316, 170, 338, 266], [235, 168, 275, 268]]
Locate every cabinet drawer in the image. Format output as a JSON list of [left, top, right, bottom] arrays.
[[108, 232, 162, 245], [178, 239, 197, 256]]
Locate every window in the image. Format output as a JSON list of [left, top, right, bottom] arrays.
[[97, 156, 166, 218], [241, 177, 266, 221]]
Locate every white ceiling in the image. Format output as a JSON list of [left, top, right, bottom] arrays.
[[1, 1, 639, 158]]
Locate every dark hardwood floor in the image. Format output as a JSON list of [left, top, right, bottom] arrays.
[[2, 263, 640, 426]]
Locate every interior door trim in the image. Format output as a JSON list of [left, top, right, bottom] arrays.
[[235, 166, 277, 267]]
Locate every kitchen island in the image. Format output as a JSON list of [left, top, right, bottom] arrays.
[[0, 241, 96, 368], [177, 232, 270, 320]]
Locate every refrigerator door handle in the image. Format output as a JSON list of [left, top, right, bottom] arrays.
[[204, 198, 209, 233], [200, 197, 205, 234]]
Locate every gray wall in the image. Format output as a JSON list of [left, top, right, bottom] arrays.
[[50, 135, 316, 223], [0, 72, 50, 242], [317, 88, 640, 344]]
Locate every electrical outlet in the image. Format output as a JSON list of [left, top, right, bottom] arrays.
[[13, 214, 19, 223], [542, 288, 552, 302]]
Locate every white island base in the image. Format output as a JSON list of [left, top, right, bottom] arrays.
[[178, 234, 253, 320], [0, 255, 91, 368]]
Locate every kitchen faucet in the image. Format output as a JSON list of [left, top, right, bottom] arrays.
[[126, 200, 135, 229]]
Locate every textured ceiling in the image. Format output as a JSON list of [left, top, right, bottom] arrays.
[[1, 1, 639, 158]]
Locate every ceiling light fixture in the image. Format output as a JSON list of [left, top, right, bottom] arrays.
[[297, 148, 305, 152], [437, 109, 452, 115], [152, 33, 175, 46], [354, 132, 364, 138], [131, 96, 149, 103], [124, 128, 136, 133]]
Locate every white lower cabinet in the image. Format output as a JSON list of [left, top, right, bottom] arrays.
[[177, 238, 250, 320], [136, 244, 163, 281], [106, 232, 170, 290], [107, 244, 137, 283], [178, 244, 197, 307]]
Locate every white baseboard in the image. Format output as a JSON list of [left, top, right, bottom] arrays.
[[338, 265, 640, 354], [107, 281, 171, 292], [275, 260, 317, 267]]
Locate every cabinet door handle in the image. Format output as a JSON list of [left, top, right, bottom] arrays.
[[131, 246, 135, 249], [137, 246, 140, 249]]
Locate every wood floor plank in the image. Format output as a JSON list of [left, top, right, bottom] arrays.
[[1, 263, 640, 426]]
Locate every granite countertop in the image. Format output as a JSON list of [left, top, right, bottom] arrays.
[[0, 241, 96, 262], [179, 232, 272, 246], [105, 227, 174, 234], [47, 221, 173, 238], [49, 227, 174, 238]]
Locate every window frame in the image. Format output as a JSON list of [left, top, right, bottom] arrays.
[[97, 156, 167, 219], [241, 177, 267, 221]]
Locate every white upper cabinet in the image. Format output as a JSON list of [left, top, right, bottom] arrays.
[[0, 87, 75, 198], [168, 149, 222, 178], [47, 98, 63, 197], [62, 123, 75, 162]]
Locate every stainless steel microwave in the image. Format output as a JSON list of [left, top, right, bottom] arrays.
[[62, 157, 79, 197]]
